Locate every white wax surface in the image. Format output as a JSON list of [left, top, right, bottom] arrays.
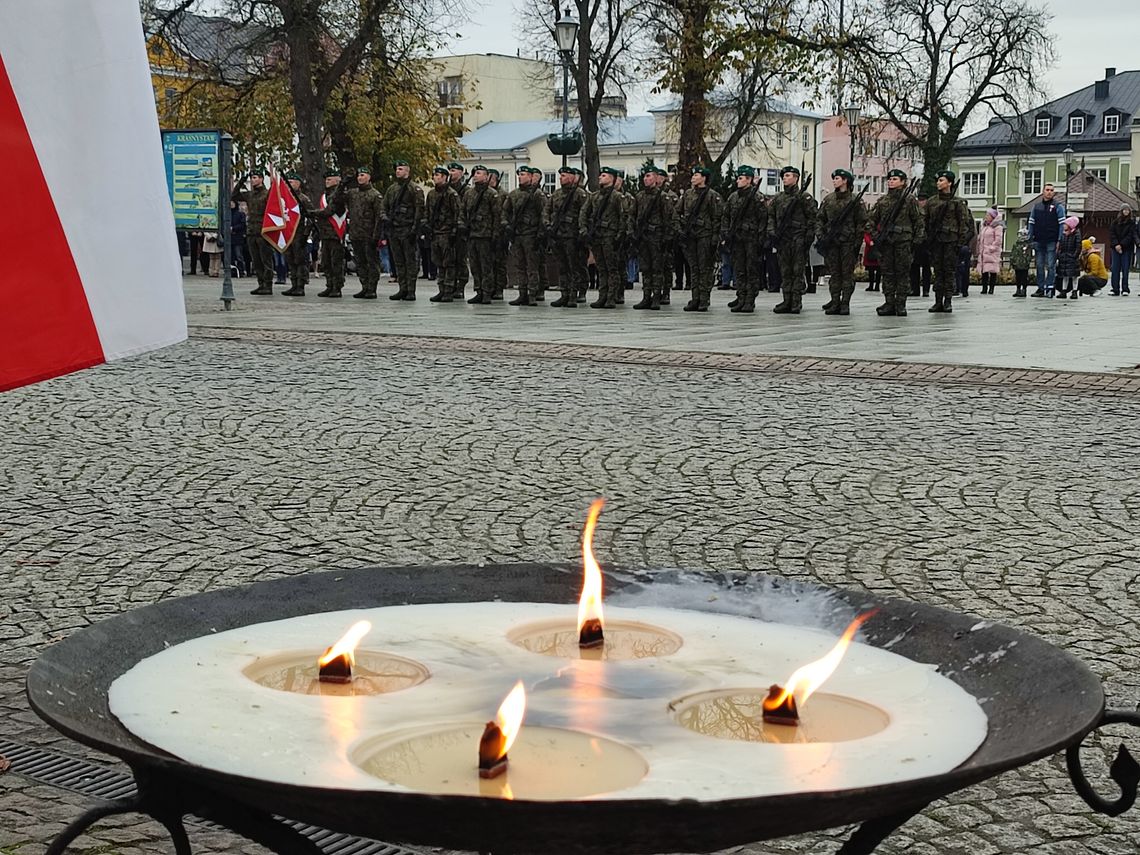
[[109, 604, 987, 800]]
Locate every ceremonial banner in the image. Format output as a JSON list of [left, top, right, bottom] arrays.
[[322, 193, 348, 241], [262, 165, 302, 251], [0, 0, 187, 393]]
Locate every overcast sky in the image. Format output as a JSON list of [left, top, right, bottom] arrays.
[[441, 3, 1123, 117]]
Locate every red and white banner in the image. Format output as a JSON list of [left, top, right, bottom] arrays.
[[0, 0, 186, 393], [321, 193, 348, 242], [263, 165, 302, 251]]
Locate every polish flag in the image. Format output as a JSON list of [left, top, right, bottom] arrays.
[[0, 0, 187, 393], [263, 165, 302, 251], [321, 194, 348, 242]]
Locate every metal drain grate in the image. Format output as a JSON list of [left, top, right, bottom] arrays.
[[0, 740, 430, 855]]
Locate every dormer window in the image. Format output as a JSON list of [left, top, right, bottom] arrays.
[[1069, 116, 1084, 135], [1035, 117, 1051, 137], [1104, 114, 1120, 134]]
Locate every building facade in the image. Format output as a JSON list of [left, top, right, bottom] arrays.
[[820, 115, 925, 203]]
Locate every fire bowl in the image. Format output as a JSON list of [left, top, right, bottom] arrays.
[[26, 563, 1122, 855]]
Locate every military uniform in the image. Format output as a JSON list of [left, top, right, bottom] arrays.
[[382, 168, 425, 300], [488, 170, 508, 299], [721, 167, 767, 313], [661, 184, 680, 304], [816, 170, 868, 316], [314, 172, 348, 297], [283, 176, 313, 296], [677, 173, 724, 311], [614, 179, 635, 303], [502, 171, 547, 305], [768, 168, 817, 314], [462, 175, 503, 303], [424, 169, 461, 301], [867, 170, 924, 315], [446, 166, 472, 299], [579, 170, 627, 308], [924, 171, 975, 312], [345, 170, 384, 298], [231, 175, 273, 294], [545, 168, 588, 307], [628, 168, 678, 310]]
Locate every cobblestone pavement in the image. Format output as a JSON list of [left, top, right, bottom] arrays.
[[1, 330, 1139, 855]]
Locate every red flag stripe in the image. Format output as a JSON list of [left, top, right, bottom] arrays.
[[0, 53, 105, 392]]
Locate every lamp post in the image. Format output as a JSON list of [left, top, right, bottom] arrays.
[[219, 132, 235, 311], [843, 105, 861, 173], [554, 8, 579, 170], [1063, 145, 1075, 179]]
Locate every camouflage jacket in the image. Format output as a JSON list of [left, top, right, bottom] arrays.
[[425, 185, 460, 237], [1010, 235, 1032, 269], [767, 185, 818, 244], [579, 187, 626, 241], [924, 191, 975, 246], [231, 182, 269, 235], [461, 183, 502, 239], [381, 179, 425, 238], [345, 182, 384, 242], [628, 187, 678, 243], [722, 185, 767, 243], [816, 189, 868, 248], [869, 188, 925, 246], [677, 187, 724, 241], [544, 185, 587, 240], [312, 183, 348, 240], [502, 186, 546, 237]]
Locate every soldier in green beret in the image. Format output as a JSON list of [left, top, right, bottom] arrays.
[[528, 167, 552, 301], [580, 167, 628, 308], [314, 167, 348, 298], [460, 164, 503, 304], [446, 163, 472, 299], [346, 165, 385, 298], [867, 168, 924, 315], [546, 165, 588, 307], [722, 165, 767, 313], [502, 165, 547, 305], [486, 168, 508, 299], [612, 169, 635, 303], [380, 160, 425, 300], [678, 166, 724, 311], [281, 172, 314, 296], [816, 168, 868, 315], [424, 166, 461, 301], [231, 169, 274, 295], [629, 166, 678, 309], [924, 169, 975, 313], [768, 165, 817, 314]]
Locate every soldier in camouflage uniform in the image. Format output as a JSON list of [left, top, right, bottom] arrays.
[[501, 166, 547, 306], [346, 166, 384, 299], [313, 168, 348, 298], [768, 166, 817, 314], [446, 162, 472, 299], [461, 164, 503, 304], [629, 166, 678, 310], [660, 175, 680, 305], [545, 165, 588, 307], [867, 168, 924, 316], [722, 166, 767, 314], [487, 169, 508, 299], [924, 169, 975, 313], [230, 170, 273, 295], [580, 167, 627, 308], [677, 166, 724, 312], [612, 170, 635, 304], [281, 172, 313, 296], [815, 168, 868, 316], [424, 166, 460, 301], [381, 160, 425, 300]]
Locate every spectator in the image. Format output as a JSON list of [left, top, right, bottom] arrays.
[[202, 232, 223, 277], [1055, 216, 1082, 299], [976, 208, 1004, 294], [1108, 205, 1135, 296], [1077, 237, 1108, 296], [863, 232, 881, 292], [1027, 183, 1065, 297], [230, 201, 248, 277], [1010, 226, 1032, 298]]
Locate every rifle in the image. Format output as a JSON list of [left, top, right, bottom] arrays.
[[867, 177, 919, 261], [767, 173, 815, 250], [723, 183, 761, 244], [506, 187, 543, 246], [925, 178, 964, 251], [633, 189, 665, 243], [815, 184, 869, 255], [585, 187, 616, 245], [681, 186, 713, 239]]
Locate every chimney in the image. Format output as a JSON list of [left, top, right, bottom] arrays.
[[1094, 79, 1109, 100], [1105, 67, 1117, 78]]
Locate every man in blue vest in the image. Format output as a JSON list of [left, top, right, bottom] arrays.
[[1027, 183, 1066, 297]]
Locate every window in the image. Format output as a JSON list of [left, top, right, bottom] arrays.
[[1022, 169, 1043, 195], [438, 76, 462, 108], [802, 125, 810, 149], [542, 171, 557, 193], [1089, 168, 1108, 181], [962, 171, 987, 197], [1035, 117, 1051, 137], [774, 122, 784, 148], [1069, 116, 1085, 135], [1104, 114, 1120, 134]]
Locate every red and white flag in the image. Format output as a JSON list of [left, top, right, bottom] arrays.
[[321, 193, 348, 242], [263, 165, 302, 251], [0, 0, 187, 393]]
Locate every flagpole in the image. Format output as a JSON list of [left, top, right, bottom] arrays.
[[220, 132, 234, 311]]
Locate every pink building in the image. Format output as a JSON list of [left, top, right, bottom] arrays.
[[820, 115, 926, 203]]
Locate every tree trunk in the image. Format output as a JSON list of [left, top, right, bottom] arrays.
[[674, 6, 710, 176], [282, 11, 326, 195], [575, 29, 600, 191]]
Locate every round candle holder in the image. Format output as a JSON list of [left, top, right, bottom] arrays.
[[352, 724, 649, 800], [670, 688, 890, 744], [242, 650, 430, 697], [507, 618, 682, 660]]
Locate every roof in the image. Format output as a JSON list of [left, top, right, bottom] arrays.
[[1012, 169, 1138, 215], [957, 70, 1140, 152], [460, 116, 657, 151], [648, 94, 823, 121], [147, 8, 264, 83]]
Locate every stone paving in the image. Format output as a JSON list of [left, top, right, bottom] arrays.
[[1, 282, 1139, 854]]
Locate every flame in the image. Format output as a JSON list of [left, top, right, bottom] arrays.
[[763, 610, 878, 711], [577, 498, 606, 635], [318, 620, 372, 669], [495, 680, 527, 757]]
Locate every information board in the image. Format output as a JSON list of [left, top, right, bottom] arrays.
[[161, 129, 221, 229]]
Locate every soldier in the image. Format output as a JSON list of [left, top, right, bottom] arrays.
[[446, 162, 472, 299], [528, 167, 551, 301], [346, 165, 384, 299], [677, 166, 723, 312], [866, 168, 924, 316], [659, 172, 680, 305], [461, 164, 503, 304], [381, 160, 425, 300], [313, 168, 348, 298], [545, 165, 588, 307], [579, 166, 627, 308], [722, 166, 766, 314], [815, 168, 868, 316], [924, 169, 975, 313], [501, 165, 546, 306], [487, 168, 508, 299], [230, 169, 273, 295], [629, 166, 678, 310], [767, 166, 817, 314], [424, 166, 460, 301], [613, 169, 635, 304], [282, 171, 312, 296]]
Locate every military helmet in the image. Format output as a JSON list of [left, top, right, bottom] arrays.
[[886, 168, 908, 180]]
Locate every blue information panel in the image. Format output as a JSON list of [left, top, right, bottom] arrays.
[[161, 129, 221, 229]]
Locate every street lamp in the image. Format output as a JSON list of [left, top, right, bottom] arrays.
[[1063, 145, 1075, 178], [843, 105, 861, 172], [554, 8, 579, 169]]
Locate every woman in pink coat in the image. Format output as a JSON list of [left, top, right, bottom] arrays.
[[976, 207, 1004, 294]]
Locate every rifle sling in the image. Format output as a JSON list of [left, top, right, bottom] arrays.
[[683, 188, 710, 235]]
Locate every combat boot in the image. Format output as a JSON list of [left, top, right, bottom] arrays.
[[510, 289, 531, 306], [772, 289, 792, 313], [402, 284, 416, 300], [251, 285, 273, 295], [838, 286, 854, 315], [738, 299, 754, 313], [282, 285, 305, 296], [327, 287, 342, 298], [467, 292, 485, 304], [895, 295, 908, 317], [728, 296, 742, 309], [317, 288, 332, 297], [821, 296, 837, 311], [389, 287, 406, 300], [429, 290, 446, 302], [943, 295, 953, 313], [648, 292, 661, 310], [633, 291, 653, 309], [682, 298, 701, 312], [928, 297, 945, 313], [550, 294, 569, 307], [875, 299, 893, 314], [789, 292, 802, 314]]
